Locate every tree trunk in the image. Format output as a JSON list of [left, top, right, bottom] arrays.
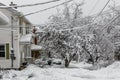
[[64, 53, 76, 67], [65, 58, 69, 68], [77, 54, 80, 63], [82, 45, 94, 65]]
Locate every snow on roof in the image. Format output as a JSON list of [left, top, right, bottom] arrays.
[[20, 34, 32, 44], [31, 44, 42, 50], [36, 29, 45, 33], [0, 11, 9, 25]]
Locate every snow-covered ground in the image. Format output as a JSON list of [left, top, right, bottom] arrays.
[[1, 61, 120, 80]]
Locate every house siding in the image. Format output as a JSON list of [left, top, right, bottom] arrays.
[[0, 4, 32, 68], [6, 43, 10, 59]]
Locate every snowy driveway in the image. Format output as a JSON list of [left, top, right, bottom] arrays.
[[2, 62, 120, 80]]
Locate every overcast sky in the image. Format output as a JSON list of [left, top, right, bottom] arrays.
[[0, 0, 120, 24]]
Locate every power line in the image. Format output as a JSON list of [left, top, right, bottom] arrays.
[[93, 0, 111, 21], [1, 12, 118, 37], [0, 26, 32, 28], [57, 12, 119, 33], [60, 12, 120, 36], [102, 14, 120, 31], [98, 0, 111, 16], [58, 0, 111, 32], [60, 14, 120, 32], [0, 0, 113, 33], [23, 0, 73, 17], [0, 0, 60, 9], [0, 28, 17, 31]]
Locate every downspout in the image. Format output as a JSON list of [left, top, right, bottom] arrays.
[[10, 16, 16, 68]]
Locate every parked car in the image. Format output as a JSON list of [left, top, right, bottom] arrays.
[[34, 57, 53, 67], [52, 58, 62, 65]]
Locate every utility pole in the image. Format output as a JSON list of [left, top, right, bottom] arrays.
[[10, 16, 15, 68], [10, 2, 16, 68], [9, 2, 17, 9]]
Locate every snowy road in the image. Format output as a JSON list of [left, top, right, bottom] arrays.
[[2, 62, 120, 80]]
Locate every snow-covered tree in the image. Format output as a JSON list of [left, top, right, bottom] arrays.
[[37, 1, 120, 68]]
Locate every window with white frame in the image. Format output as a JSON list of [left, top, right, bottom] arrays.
[[26, 26, 30, 34], [0, 45, 5, 58]]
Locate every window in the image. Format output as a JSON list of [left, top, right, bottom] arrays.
[[0, 45, 5, 58], [26, 27, 29, 34], [19, 18, 23, 34], [20, 27, 23, 34]]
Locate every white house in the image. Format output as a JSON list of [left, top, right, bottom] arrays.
[[0, 11, 10, 68], [0, 11, 9, 25], [0, 3, 33, 69]]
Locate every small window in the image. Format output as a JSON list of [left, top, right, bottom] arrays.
[[19, 18, 23, 34], [0, 45, 5, 58], [19, 26, 23, 34], [26, 27, 29, 34]]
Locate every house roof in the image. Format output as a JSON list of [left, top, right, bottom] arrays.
[[0, 3, 32, 24], [0, 3, 20, 15], [0, 11, 9, 25], [31, 44, 42, 50], [20, 34, 32, 44]]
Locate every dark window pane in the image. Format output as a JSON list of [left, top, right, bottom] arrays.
[[0, 45, 5, 57]]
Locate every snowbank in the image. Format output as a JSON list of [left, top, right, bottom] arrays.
[[2, 61, 120, 80]]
